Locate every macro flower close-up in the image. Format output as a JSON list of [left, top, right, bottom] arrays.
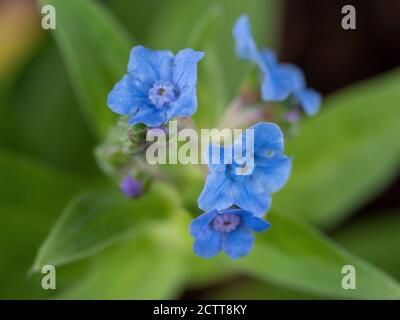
[[233, 14, 321, 116], [190, 208, 271, 259], [1, 0, 400, 305], [108, 45, 204, 127], [198, 122, 292, 217]]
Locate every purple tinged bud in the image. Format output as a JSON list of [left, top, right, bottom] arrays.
[[120, 176, 143, 198]]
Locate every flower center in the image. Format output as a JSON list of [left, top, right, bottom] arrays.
[[148, 80, 177, 108], [212, 213, 241, 232]]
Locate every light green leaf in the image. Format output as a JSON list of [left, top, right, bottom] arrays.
[[236, 212, 400, 299], [41, 0, 132, 139], [0, 147, 96, 215], [0, 148, 95, 298], [57, 211, 190, 299], [334, 212, 400, 281], [32, 182, 180, 271], [274, 69, 400, 228], [1, 40, 97, 174]]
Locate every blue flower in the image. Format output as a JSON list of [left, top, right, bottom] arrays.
[[279, 63, 322, 116], [190, 208, 271, 259], [233, 15, 321, 115], [108, 45, 204, 127], [198, 122, 292, 217]]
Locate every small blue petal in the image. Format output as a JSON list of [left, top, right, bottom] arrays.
[[128, 45, 174, 83], [241, 214, 271, 232], [205, 143, 231, 172], [223, 227, 254, 259], [232, 15, 259, 62], [231, 182, 272, 217], [259, 50, 294, 101], [280, 63, 306, 92], [107, 75, 147, 116], [296, 88, 322, 116], [260, 70, 292, 101], [168, 86, 197, 118], [173, 48, 204, 89], [255, 153, 292, 193], [248, 122, 285, 154], [189, 209, 217, 238], [259, 48, 277, 67], [198, 171, 234, 212], [127, 107, 168, 127], [193, 226, 222, 258]]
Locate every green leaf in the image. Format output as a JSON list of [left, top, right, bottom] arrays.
[[1, 40, 97, 174], [236, 212, 400, 299], [105, 0, 159, 43], [0, 147, 96, 215], [274, 69, 400, 228], [57, 210, 190, 299], [32, 183, 180, 271], [41, 0, 132, 139], [334, 212, 400, 281], [0, 148, 95, 298]]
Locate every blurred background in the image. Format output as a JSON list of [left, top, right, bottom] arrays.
[[0, 0, 399, 299]]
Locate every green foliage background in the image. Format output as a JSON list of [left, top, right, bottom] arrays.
[[0, 0, 399, 299]]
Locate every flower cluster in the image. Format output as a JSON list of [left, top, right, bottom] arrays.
[[193, 122, 291, 259], [106, 45, 204, 194], [233, 15, 322, 117], [105, 15, 320, 260]]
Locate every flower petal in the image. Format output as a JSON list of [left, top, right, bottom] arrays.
[[198, 171, 234, 212], [254, 153, 292, 193], [249, 122, 285, 154], [127, 106, 168, 127], [193, 226, 222, 258], [259, 50, 294, 101], [128, 45, 174, 84], [231, 180, 272, 217], [189, 210, 217, 238], [168, 86, 197, 119], [232, 15, 259, 62], [172, 48, 204, 89], [205, 143, 232, 172], [280, 63, 306, 92], [223, 227, 254, 259], [296, 88, 322, 116], [241, 214, 271, 232], [107, 75, 147, 115]]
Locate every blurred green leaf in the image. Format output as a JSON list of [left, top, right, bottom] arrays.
[[275, 69, 400, 228], [41, 0, 132, 139], [0, 148, 96, 298], [57, 210, 190, 299], [147, 0, 280, 127], [1, 40, 97, 174], [236, 212, 400, 299], [105, 0, 158, 43], [334, 212, 400, 281], [33, 182, 181, 271]]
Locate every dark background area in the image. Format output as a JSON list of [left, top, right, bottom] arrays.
[[280, 0, 400, 222]]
